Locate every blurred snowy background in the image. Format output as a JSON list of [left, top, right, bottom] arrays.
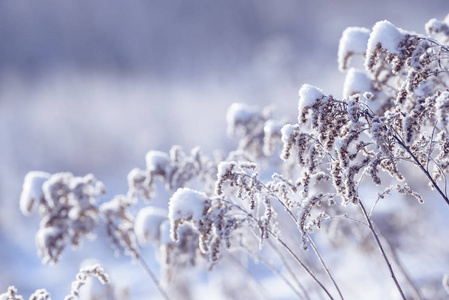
[[0, 1, 448, 299]]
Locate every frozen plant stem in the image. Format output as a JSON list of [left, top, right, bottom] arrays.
[[358, 200, 406, 300], [251, 177, 343, 299], [136, 254, 171, 300], [268, 239, 312, 300], [393, 134, 449, 207], [242, 247, 304, 299], [269, 231, 335, 300], [380, 235, 424, 300], [226, 255, 272, 300], [221, 198, 334, 299], [306, 236, 344, 300]]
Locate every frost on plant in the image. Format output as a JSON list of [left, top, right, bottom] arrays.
[[29, 289, 51, 300], [20, 171, 51, 216], [0, 286, 23, 300], [100, 195, 140, 259], [338, 26, 370, 71], [134, 206, 168, 245], [17, 13, 449, 300], [65, 264, 110, 300], [20, 172, 104, 264]]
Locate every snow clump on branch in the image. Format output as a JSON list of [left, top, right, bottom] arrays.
[[338, 26, 370, 71], [20, 172, 104, 264]]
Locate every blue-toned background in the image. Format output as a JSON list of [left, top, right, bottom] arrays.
[[0, 1, 447, 298]]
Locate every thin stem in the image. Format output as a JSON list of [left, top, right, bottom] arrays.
[[380, 236, 425, 300], [226, 255, 272, 300], [242, 247, 304, 299], [240, 206, 334, 299], [425, 123, 438, 173], [327, 214, 369, 228], [358, 200, 407, 300], [222, 202, 315, 299], [262, 190, 343, 299], [306, 236, 344, 300], [136, 255, 171, 300], [393, 134, 449, 206], [269, 231, 335, 300], [234, 174, 343, 299], [268, 239, 312, 300], [370, 195, 383, 218], [103, 219, 171, 300]]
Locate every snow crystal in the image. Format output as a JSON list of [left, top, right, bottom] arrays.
[[367, 20, 404, 56], [343, 68, 373, 98], [20, 171, 51, 215], [134, 206, 168, 245], [145, 150, 170, 173], [338, 27, 370, 71], [169, 188, 208, 224]]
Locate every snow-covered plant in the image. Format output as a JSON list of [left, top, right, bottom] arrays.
[[0, 264, 109, 300], [65, 264, 109, 300], [20, 172, 104, 264], [226, 103, 286, 160], [128, 146, 218, 202], [0, 286, 23, 300], [28, 289, 51, 300], [17, 13, 449, 300]]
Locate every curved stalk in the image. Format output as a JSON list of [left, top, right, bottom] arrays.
[[226, 255, 272, 300], [269, 231, 335, 300], [393, 133, 449, 207], [239, 175, 344, 299], [268, 239, 312, 300], [380, 236, 424, 300], [241, 247, 304, 299], [306, 236, 344, 300], [220, 197, 335, 299], [136, 254, 171, 300], [358, 200, 407, 300]]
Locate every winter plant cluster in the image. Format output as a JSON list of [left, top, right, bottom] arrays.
[[5, 14, 449, 300]]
